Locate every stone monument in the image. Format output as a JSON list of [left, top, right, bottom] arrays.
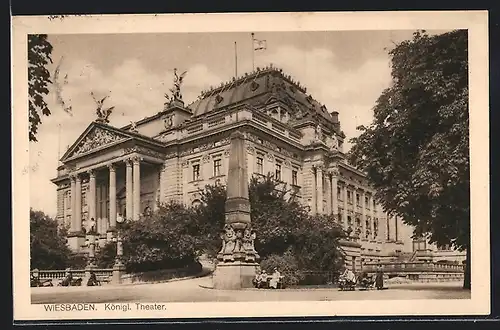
[[212, 130, 260, 289]]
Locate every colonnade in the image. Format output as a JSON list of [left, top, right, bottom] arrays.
[[68, 156, 143, 239], [310, 165, 381, 241]]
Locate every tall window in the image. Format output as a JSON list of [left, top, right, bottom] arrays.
[[96, 184, 109, 221], [275, 163, 282, 181], [213, 159, 222, 177], [365, 196, 370, 208], [256, 157, 263, 174], [347, 191, 352, 204], [65, 191, 71, 209], [292, 169, 298, 186], [337, 187, 341, 200], [356, 193, 360, 205], [192, 164, 200, 181]]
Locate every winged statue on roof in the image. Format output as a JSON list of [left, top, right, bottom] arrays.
[[91, 91, 114, 124], [168, 68, 188, 102]]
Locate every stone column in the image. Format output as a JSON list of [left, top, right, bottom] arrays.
[[132, 156, 141, 220], [316, 166, 324, 215], [385, 212, 391, 241], [310, 167, 317, 214], [88, 170, 96, 228], [331, 171, 338, 221], [362, 190, 367, 239], [395, 216, 399, 242], [370, 194, 375, 240], [325, 172, 332, 215], [70, 175, 77, 232], [66, 173, 85, 252], [108, 164, 117, 240], [213, 131, 260, 290], [342, 184, 348, 230], [67, 174, 85, 252], [75, 175, 82, 233], [125, 159, 133, 220]]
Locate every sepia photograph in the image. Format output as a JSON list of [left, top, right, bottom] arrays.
[[12, 11, 490, 320]]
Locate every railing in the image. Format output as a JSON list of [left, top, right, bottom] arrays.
[[31, 268, 114, 283], [207, 117, 226, 128], [362, 262, 465, 274]]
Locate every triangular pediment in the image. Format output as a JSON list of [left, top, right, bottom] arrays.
[[61, 122, 132, 161]]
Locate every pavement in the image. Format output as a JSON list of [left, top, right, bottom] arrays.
[[31, 276, 471, 304]]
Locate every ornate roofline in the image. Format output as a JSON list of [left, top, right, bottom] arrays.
[[60, 121, 166, 163]]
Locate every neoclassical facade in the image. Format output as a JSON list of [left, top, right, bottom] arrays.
[[51, 66, 462, 269]]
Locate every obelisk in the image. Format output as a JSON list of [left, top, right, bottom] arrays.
[[212, 130, 260, 289]]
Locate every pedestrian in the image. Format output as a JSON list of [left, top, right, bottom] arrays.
[[87, 271, 99, 286], [269, 268, 281, 289], [375, 264, 384, 290]]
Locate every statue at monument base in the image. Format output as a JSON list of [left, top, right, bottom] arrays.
[[212, 223, 260, 289]]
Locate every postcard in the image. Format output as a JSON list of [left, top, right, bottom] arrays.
[[12, 11, 490, 321]]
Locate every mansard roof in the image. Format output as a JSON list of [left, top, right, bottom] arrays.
[[187, 66, 339, 124], [60, 121, 164, 162]]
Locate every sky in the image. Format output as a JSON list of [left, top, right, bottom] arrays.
[[29, 30, 445, 218]]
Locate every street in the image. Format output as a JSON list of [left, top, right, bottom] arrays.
[[31, 276, 471, 304]]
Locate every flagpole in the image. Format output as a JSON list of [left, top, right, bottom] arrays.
[[58, 123, 61, 163], [251, 33, 255, 71], [234, 41, 238, 77]]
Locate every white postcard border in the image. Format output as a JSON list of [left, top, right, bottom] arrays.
[[12, 11, 490, 320]]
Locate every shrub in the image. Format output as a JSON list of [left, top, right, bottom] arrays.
[[260, 249, 303, 286]]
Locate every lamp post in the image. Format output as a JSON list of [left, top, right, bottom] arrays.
[[112, 213, 126, 284], [83, 222, 98, 286]]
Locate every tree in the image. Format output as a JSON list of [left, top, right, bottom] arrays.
[[347, 30, 470, 288], [191, 183, 227, 258], [28, 34, 53, 142], [195, 175, 346, 284], [30, 209, 71, 269], [120, 201, 201, 272]]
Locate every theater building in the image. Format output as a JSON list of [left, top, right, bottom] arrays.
[[51, 66, 464, 270]]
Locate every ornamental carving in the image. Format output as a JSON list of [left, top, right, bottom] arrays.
[[266, 153, 274, 162], [72, 127, 125, 157], [123, 146, 165, 160], [246, 145, 255, 154], [283, 160, 291, 168], [224, 149, 230, 158], [181, 160, 189, 168], [217, 223, 259, 262], [178, 137, 231, 157], [202, 154, 211, 163], [246, 133, 294, 158]]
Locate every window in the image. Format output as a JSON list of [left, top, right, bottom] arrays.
[[347, 191, 352, 203], [356, 193, 360, 205], [275, 163, 282, 181], [256, 157, 263, 174], [292, 169, 298, 186], [213, 159, 222, 177], [65, 191, 71, 209], [337, 187, 341, 200], [365, 196, 370, 208], [192, 164, 200, 181]]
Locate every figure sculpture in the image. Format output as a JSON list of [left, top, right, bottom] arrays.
[[91, 92, 114, 124], [129, 121, 138, 133], [315, 124, 323, 141], [169, 68, 187, 102]]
